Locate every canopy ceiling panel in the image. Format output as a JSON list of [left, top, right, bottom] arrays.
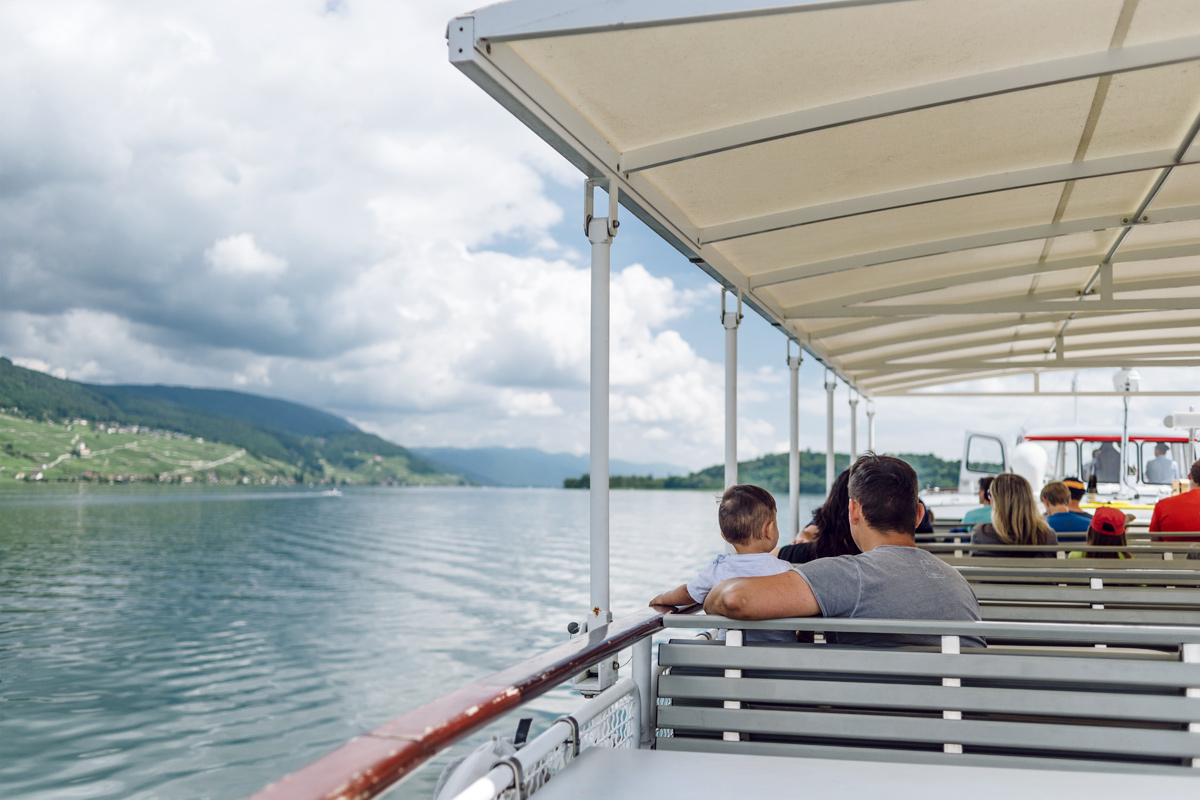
[[641, 82, 1098, 228], [504, 0, 1126, 152], [766, 240, 1049, 309], [1150, 162, 1200, 206], [717, 184, 1066, 277], [452, 0, 1200, 395], [1041, 231, 1121, 261]]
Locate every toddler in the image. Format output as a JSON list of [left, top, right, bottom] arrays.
[[649, 484, 794, 643]]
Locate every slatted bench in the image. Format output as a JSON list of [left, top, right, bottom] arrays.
[[921, 543, 1200, 559], [947, 563, 1200, 626], [655, 618, 1200, 774], [954, 564, 1200, 586], [971, 583, 1200, 626]]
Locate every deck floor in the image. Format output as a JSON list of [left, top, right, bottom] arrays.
[[532, 748, 1199, 799]]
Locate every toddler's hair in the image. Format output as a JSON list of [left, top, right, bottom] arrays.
[[718, 484, 777, 545]]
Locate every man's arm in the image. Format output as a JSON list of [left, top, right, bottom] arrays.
[[704, 571, 820, 619]]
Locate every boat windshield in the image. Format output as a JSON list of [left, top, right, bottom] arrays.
[[1029, 439, 1186, 485]]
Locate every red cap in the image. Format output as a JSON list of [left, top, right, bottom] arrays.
[[1091, 506, 1127, 536]]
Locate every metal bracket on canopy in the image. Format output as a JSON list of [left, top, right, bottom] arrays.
[[584, 178, 619, 238]]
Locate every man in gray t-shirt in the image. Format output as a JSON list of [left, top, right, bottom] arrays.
[[705, 454, 984, 648]]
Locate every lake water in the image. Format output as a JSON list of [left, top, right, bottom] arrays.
[[0, 484, 825, 799]]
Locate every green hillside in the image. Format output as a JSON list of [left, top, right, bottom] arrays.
[[0, 358, 461, 486], [565, 450, 959, 493]]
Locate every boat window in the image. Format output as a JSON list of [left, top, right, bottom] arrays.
[[1024, 441, 1079, 480], [1141, 440, 1181, 484], [1062, 442, 1080, 480], [1081, 440, 1123, 484], [966, 435, 1004, 474]]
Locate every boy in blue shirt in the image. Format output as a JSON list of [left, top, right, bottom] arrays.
[[649, 484, 794, 642], [1041, 481, 1090, 542]]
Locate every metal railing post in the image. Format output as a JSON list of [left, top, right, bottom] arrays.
[[632, 637, 653, 748], [849, 391, 859, 460], [586, 180, 616, 633], [723, 290, 741, 489], [788, 346, 802, 539], [867, 400, 876, 453], [825, 371, 837, 494]]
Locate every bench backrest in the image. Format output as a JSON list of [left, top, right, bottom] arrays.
[[971, 582, 1200, 626], [657, 620, 1200, 773], [921, 543, 1200, 559]]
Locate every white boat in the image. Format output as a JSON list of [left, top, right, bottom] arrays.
[[249, 2, 1200, 798], [923, 426, 1197, 523]]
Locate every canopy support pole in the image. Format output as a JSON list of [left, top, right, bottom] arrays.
[[723, 290, 742, 489], [867, 400, 876, 453], [787, 345, 802, 539], [586, 180, 617, 634], [1120, 393, 1132, 498], [849, 391, 859, 461], [825, 370, 837, 494]]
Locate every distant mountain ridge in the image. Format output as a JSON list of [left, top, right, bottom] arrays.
[[411, 446, 686, 488], [103, 384, 358, 437]]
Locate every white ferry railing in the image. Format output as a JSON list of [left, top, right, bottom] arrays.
[[247, 606, 684, 800], [451, 678, 639, 800]]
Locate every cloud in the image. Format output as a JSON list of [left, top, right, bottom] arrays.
[[13, 1, 1178, 471], [204, 234, 287, 278]]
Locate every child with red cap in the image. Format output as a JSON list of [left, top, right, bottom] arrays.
[[1068, 506, 1131, 559]]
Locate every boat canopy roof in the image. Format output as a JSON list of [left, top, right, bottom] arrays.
[[450, 0, 1200, 396], [1022, 426, 1190, 442]]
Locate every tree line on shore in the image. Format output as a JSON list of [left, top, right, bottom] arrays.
[[564, 450, 958, 493]]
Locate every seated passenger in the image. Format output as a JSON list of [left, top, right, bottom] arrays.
[[648, 484, 794, 642], [1092, 442, 1122, 483], [960, 476, 994, 526], [704, 454, 984, 648], [1040, 481, 1089, 542], [1149, 459, 1200, 553], [1145, 443, 1179, 485], [775, 468, 860, 564], [915, 499, 935, 533], [1068, 506, 1131, 559], [1061, 477, 1092, 519], [970, 472, 1058, 557]]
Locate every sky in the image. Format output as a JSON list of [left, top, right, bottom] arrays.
[[3, 0, 1199, 472]]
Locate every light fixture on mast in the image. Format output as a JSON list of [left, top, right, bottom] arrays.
[[1113, 368, 1142, 495]]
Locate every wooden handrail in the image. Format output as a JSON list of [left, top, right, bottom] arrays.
[[247, 607, 666, 800]]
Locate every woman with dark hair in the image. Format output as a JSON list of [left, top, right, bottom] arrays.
[[774, 468, 860, 564], [970, 472, 1058, 557]]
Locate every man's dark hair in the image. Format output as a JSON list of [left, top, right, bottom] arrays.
[[718, 484, 777, 545], [847, 453, 919, 535], [978, 476, 994, 497], [1191, 459, 1200, 485], [1061, 477, 1086, 500]]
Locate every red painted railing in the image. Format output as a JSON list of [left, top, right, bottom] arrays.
[[248, 607, 667, 800]]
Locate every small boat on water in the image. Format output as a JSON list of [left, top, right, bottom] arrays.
[[251, 2, 1200, 798]]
